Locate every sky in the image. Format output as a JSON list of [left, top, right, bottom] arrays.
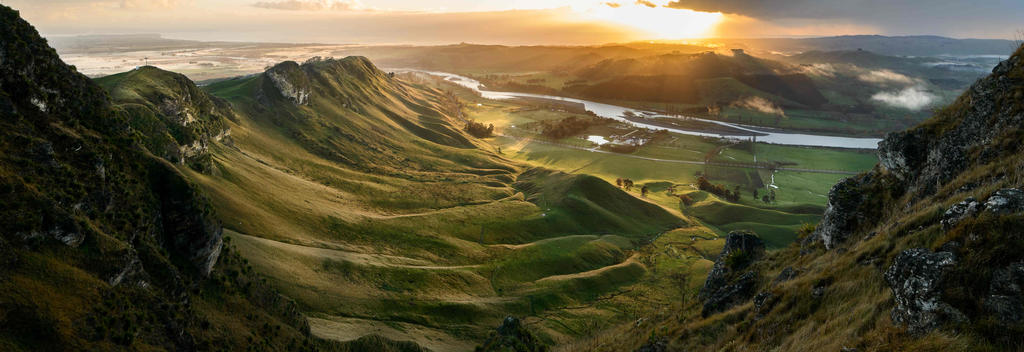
[[6, 0, 1023, 45]]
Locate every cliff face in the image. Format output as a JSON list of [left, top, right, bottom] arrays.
[[809, 48, 1024, 253], [96, 66, 232, 168]]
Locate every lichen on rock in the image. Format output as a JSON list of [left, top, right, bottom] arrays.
[[885, 248, 965, 334]]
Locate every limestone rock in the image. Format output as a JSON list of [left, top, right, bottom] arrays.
[[699, 231, 765, 317], [808, 175, 872, 250], [984, 188, 1024, 215], [265, 61, 311, 106], [885, 248, 964, 334], [941, 197, 981, 228]]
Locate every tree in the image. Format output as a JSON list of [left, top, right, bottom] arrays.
[[465, 120, 494, 138], [762, 195, 770, 204], [769, 189, 776, 203], [696, 176, 739, 202], [733, 185, 742, 200], [623, 179, 634, 191], [753, 189, 759, 200], [616, 178, 623, 188], [641, 185, 649, 197]]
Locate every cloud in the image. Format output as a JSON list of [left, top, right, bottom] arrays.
[[871, 86, 936, 110], [732, 96, 785, 117], [798, 63, 837, 78], [635, 0, 657, 8], [252, 0, 360, 11], [858, 69, 916, 85], [603, 2, 621, 8], [664, 0, 1024, 39]]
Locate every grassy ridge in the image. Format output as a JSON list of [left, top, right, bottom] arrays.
[[149, 58, 692, 348]]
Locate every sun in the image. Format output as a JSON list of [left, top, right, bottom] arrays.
[[583, 3, 723, 39]]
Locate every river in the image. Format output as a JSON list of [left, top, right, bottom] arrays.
[[400, 69, 883, 150]]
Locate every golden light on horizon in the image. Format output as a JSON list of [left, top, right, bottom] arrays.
[[584, 4, 724, 39]]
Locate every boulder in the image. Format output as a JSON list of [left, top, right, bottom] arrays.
[[941, 197, 981, 228], [884, 248, 965, 334], [702, 271, 758, 317], [807, 175, 872, 250], [878, 128, 929, 181], [699, 231, 765, 317], [984, 188, 1024, 215]]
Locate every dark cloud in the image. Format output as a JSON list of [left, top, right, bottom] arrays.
[[664, 0, 1024, 38]]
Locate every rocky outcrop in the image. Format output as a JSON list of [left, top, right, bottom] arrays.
[[699, 231, 765, 316], [877, 52, 1023, 199], [885, 248, 965, 334], [265, 61, 311, 106], [805, 174, 879, 250], [984, 188, 1024, 215], [877, 128, 929, 181], [99, 66, 232, 166], [942, 197, 981, 228], [938, 188, 1023, 230], [149, 160, 223, 275]]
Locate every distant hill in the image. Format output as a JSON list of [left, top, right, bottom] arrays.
[[719, 35, 1017, 57]]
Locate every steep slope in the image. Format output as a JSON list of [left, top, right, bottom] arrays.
[[87, 49, 690, 348], [0, 5, 328, 351], [613, 44, 1024, 352], [94, 66, 232, 169]]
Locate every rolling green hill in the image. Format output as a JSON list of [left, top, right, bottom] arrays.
[[91, 44, 692, 349]]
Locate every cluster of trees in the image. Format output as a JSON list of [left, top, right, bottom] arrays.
[[541, 116, 597, 139], [697, 176, 741, 202], [615, 178, 649, 197], [465, 120, 495, 138]]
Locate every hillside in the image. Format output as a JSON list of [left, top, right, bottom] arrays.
[[0, 6, 687, 351], [0, 5, 343, 351], [89, 35, 691, 350], [584, 44, 1024, 351]]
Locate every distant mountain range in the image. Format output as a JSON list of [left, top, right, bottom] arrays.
[[49, 33, 1017, 58], [697, 35, 1018, 57]]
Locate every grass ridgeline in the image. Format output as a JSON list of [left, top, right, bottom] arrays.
[[75, 23, 697, 352]]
